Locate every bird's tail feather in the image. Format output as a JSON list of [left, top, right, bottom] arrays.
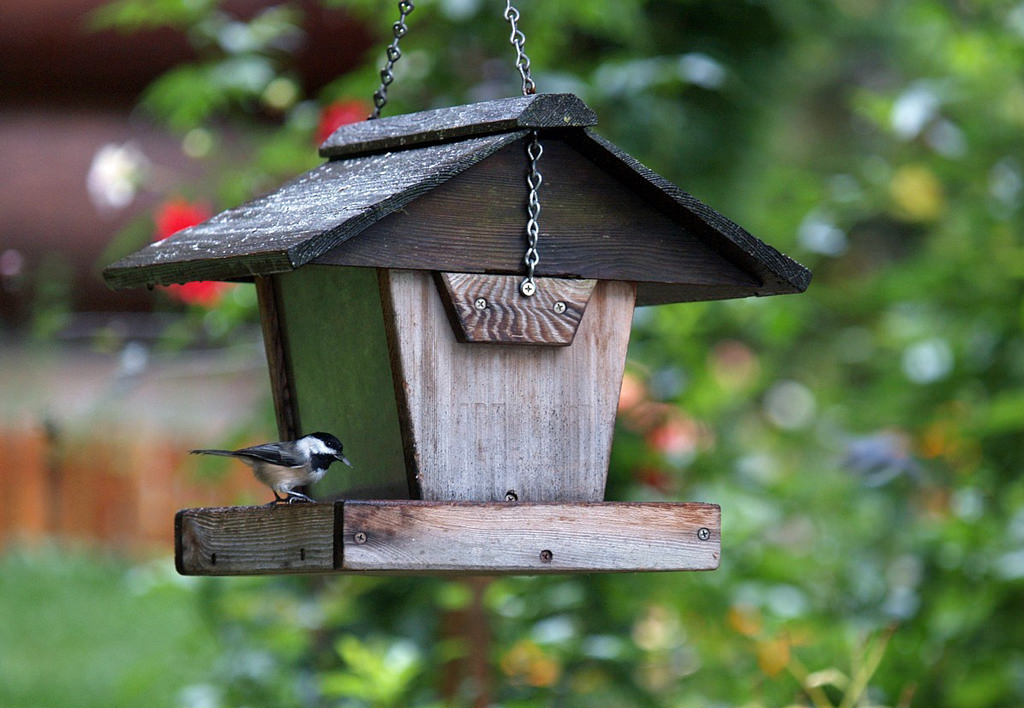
[[190, 449, 237, 457]]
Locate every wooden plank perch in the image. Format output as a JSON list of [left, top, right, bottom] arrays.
[[176, 501, 720, 576]]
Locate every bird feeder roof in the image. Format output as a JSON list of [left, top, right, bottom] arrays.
[[103, 93, 810, 305]]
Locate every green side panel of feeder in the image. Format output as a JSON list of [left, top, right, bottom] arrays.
[[277, 265, 410, 499]]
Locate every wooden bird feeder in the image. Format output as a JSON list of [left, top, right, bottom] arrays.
[[104, 93, 809, 576]]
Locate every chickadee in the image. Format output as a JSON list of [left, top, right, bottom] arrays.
[[191, 432, 352, 505]]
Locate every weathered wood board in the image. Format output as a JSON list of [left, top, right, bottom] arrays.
[[319, 93, 597, 158], [382, 269, 636, 502], [103, 132, 526, 290], [341, 501, 721, 574], [176, 503, 337, 575], [175, 501, 721, 575], [255, 275, 301, 440], [315, 137, 762, 305], [436, 273, 596, 345]]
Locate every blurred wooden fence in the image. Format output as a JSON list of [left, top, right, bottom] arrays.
[[0, 426, 267, 553]]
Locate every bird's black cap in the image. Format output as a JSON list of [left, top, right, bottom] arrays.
[[308, 431, 343, 451]]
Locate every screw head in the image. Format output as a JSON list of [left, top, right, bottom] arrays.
[[553, 301, 567, 314], [697, 527, 711, 541], [505, 490, 518, 502], [539, 549, 553, 563], [474, 297, 487, 310], [354, 531, 367, 544], [520, 280, 536, 297]]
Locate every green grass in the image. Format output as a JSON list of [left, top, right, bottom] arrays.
[[0, 546, 219, 708]]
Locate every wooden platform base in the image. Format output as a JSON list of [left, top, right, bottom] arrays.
[[175, 501, 720, 576]]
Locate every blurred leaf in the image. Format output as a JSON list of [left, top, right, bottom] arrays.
[[757, 637, 791, 678], [88, 0, 217, 31], [141, 63, 231, 131]]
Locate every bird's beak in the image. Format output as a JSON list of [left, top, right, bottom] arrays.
[[337, 453, 353, 467]]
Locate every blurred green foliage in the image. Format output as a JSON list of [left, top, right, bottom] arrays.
[[0, 549, 218, 708], [84, 0, 1024, 705]]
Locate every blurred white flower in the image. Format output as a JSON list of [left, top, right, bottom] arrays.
[[441, 0, 481, 20], [117, 341, 149, 379], [593, 53, 727, 96], [86, 142, 149, 211], [990, 157, 1023, 209], [891, 81, 941, 139], [883, 585, 920, 619], [798, 210, 848, 256], [677, 52, 727, 89], [925, 119, 967, 158], [764, 584, 808, 618], [764, 380, 816, 430], [582, 634, 626, 659], [994, 549, 1024, 580], [1011, 507, 1024, 542], [952, 487, 985, 521], [177, 683, 221, 708], [1009, 3, 1024, 39], [531, 616, 576, 645], [384, 640, 421, 673], [902, 337, 954, 383]]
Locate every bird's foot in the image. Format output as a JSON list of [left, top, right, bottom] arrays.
[[286, 491, 315, 504], [265, 491, 295, 507]]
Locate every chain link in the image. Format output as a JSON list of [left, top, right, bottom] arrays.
[[503, 2, 536, 97], [520, 132, 543, 296], [504, 2, 543, 296], [369, 1, 415, 120]]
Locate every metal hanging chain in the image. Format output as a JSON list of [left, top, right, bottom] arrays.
[[521, 134, 543, 296], [504, 2, 544, 296], [369, 1, 415, 120], [503, 1, 536, 96]]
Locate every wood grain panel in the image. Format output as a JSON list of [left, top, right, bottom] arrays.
[[315, 138, 759, 295], [319, 93, 597, 157], [341, 501, 720, 574], [436, 273, 596, 345], [103, 132, 526, 290], [255, 275, 301, 440], [382, 269, 635, 502], [174, 501, 720, 575], [176, 503, 336, 575]]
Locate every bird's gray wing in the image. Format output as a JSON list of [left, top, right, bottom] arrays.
[[234, 442, 305, 468]]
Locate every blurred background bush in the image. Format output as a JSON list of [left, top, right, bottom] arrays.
[[1, 0, 1023, 706]]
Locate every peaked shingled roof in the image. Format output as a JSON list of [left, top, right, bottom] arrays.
[[103, 93, 810, 302]]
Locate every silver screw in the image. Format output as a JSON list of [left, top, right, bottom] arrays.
[[553, 301, 566, 314], [505, 490, 518, 502], [354, 532, 367, 544], [539, 549, 553, 562], [474, 297, 488, 310], [697, 527, 711, 541], [520, 280, 536, 297]]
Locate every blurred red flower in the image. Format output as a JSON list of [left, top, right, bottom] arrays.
[[152, 198, 228, 306], [645, 415, 699, 457], [154, 198, 209, 240], [315, 99, 368, 144]]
